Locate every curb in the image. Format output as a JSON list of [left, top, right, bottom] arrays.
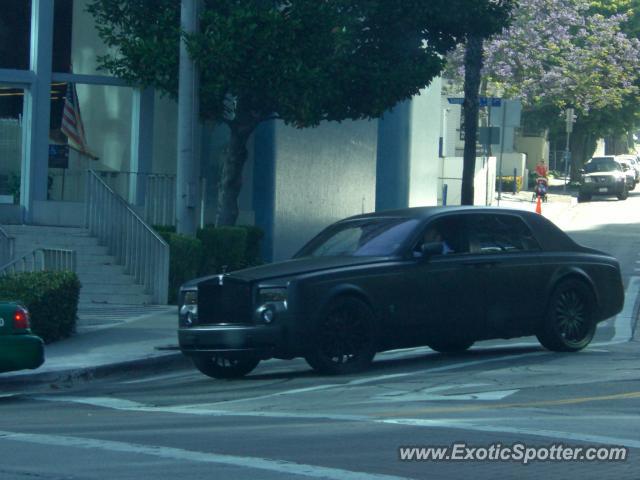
[[0, 350, 191, 389]]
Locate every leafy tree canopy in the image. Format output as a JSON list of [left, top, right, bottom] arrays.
[[87, 0, 515, 224]]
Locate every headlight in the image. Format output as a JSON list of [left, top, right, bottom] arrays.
[[258, 287, 287, 304], [584, 177, 593, 183], [256, 287, 287, 323], [179, 288, 198, 326]]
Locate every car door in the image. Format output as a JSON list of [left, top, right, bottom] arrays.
[[402, 214, 489, 345], [465, 213, 545, 339]]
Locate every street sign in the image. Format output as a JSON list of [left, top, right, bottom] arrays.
[[479, 126, 500, 146], [480, 97, 502, 107], [447, 97, 502, 107]]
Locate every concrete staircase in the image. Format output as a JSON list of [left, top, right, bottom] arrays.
[[1, 225, 153, 308]]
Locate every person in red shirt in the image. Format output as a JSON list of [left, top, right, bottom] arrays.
[[535, 159, 548, 178]]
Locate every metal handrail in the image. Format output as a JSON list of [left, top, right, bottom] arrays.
[[0, 248, 76, 276], [0, 225, 14, 266], [85, 169, 169, 304]]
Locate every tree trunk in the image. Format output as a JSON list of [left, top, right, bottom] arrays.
[[461, 35, 484, 205], [215, 121, 255, 227], [569, 125, 596, 181]]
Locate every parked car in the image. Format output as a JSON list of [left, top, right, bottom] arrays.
[[0, 302, 45, 374], [613, 155, 638, 187], [615, 154, 640, 184], [178, 207, 624, 379], [578, 156, 629, 202]]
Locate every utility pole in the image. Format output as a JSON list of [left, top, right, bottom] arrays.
[[176, 0, 200, 235], [563, 108, 576, 192]]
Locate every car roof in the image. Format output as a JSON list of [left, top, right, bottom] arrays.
[[344, 205, 535, 221], [342, 206, 578, 251]]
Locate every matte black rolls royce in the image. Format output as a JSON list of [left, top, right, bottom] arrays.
[[178, 207, 624, 379]]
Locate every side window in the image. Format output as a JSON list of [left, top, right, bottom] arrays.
[[467, 215, 540, 254], [413, 216, 468, 256]]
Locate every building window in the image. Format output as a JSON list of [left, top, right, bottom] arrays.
[[0, 1, 32, 70], [0, 86, 24, 204]]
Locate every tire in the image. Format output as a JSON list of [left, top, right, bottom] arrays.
[[536, 279, 596, 352], [428, 337, 474, 354], [577, 193, 590, 203], [305, 297, 377, 375], [617, 186, 628, 200], [192, 355, 260, 379]]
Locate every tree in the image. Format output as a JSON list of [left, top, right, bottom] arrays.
[[88, 0, 514, 225], [446, 0, 640, 177]]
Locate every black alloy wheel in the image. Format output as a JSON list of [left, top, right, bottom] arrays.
[[577, 192, 591, 203], [536, 279, 596, 352], [192, 354, 260, 379], [305, 297, 377, 375], [428, 337, 474, 354]]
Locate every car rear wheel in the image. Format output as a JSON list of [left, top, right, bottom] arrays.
[[428, 337, 474, 354], [192, 355, 260, 379], [305, 297, 376, 375], [536, 279, 596, 352], [577, 193, 591, 203]]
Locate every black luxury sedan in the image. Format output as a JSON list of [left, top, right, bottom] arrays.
[[178, 207, 624, 379]]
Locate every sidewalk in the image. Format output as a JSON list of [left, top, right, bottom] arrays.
[[493, 179, 578, 227], [0, 307, 187, 388]]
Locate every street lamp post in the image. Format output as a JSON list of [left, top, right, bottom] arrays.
[[564, 108, 576, 192]]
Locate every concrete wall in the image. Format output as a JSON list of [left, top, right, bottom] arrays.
[[497, 152, 526, 177], [438, 156, 497, 206], [407, 78, 441, 207], [516, 135, 549, 171], [254, 119, 378, 262]]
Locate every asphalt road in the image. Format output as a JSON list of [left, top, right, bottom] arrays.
[[1, 192, 640, 480]]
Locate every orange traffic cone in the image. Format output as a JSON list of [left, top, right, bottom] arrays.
[[535, 195, 542, 215]]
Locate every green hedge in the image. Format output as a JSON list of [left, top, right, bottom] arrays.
[[496, 175, 524, 193], [0, 271, 80, 343], [156, 225, 264, 304]]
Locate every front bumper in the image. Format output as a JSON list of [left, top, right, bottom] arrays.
[[580, 182, 624, 195], [179, 324, 285, 357], [0, 334, 45, 373]]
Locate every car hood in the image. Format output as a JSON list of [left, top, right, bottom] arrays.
[[583, 172, 622, 177], [181, 256, 394, 287]]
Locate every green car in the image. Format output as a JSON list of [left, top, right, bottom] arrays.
[[0, 302, 44, 374]]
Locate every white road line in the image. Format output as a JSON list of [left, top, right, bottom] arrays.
[[120, 371, 200, 385], [379, 419, 640, 450], [200, 351, 549, 406], [612, 276, 640, 343], [0, 430, 410, 480]]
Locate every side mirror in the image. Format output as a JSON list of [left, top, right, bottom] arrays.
[[420, 241, 444, 259], [579, 168, 585, 174]]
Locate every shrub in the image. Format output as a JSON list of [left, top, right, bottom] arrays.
[[155, 225, 264, 303], [496, 175, 523, 193], [158, 232, 203, 304], [197, 226, 248, 274], [0, 271, 80, 343]]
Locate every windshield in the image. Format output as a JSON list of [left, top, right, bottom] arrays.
[[584, 159, 620, 173], [295, 218, 420, 258]]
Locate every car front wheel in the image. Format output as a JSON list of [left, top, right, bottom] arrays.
[[305, 297, 377, 375], [192, 355, 260, 379], [577, 193, 591, 203], [617, 184, 629, 200], [536, 279, 596, 352]]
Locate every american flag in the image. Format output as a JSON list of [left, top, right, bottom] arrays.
[[61, 82, 97, 159]]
